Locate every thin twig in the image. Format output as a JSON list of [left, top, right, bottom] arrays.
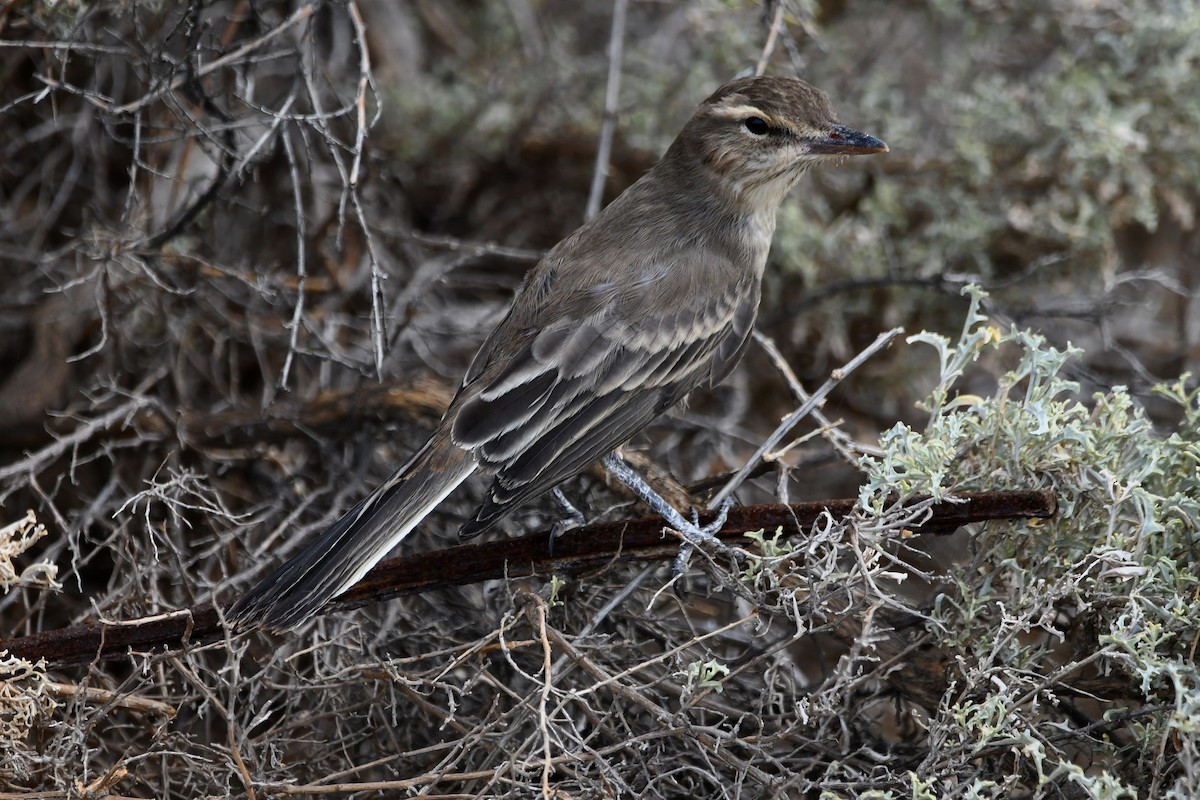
[[112, 4, 319, 115], [709, 327, 903, 508], [279, 123, 307, 389], [345, 0, 374, 190], [751, 330, 880, 466], [584, 0, 629, 221], [754, 1, 787, 76], [535, 598, 555, 798]]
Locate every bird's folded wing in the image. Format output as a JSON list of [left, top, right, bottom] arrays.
[[452, 288, 749, 537]]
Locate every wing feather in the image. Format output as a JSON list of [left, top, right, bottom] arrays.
[[452, 254, 758, 538]]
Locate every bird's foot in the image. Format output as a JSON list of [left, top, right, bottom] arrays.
[[669, 496, 737, 577], [549, 487, 587, 545], [694, 495, 734, 537], [601, 454, 740, 576]]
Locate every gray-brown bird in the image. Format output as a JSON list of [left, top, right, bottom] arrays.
[[229, 76, 887, 631]]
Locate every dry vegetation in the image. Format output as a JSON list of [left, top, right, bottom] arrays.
[[1, 1, 1198, 798]]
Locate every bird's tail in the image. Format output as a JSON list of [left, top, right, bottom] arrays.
[[228, 436, 476, 631]]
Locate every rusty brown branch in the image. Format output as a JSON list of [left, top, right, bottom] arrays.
[[0, 489, 1054, 669]]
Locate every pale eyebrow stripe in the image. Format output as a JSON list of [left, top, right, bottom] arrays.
[[708, 103, 806, 137], [708, 103, 768, 120]]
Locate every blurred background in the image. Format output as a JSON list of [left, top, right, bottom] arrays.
[[1, 0, 1197, 795]]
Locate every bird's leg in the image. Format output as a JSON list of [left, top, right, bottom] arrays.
[[549, 487, 587, 543], [601, 453, 738, 572]]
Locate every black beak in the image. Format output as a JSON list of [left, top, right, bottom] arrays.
[[808, 124, 888, 156]]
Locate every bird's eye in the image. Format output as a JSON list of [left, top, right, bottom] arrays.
[[743, 116, 770, 135]]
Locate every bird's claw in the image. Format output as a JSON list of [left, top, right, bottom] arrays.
[[694, 496, 733, 536], [670, 497, 741, 580], [671, 543, 695, 588], [549, 487, 587, 550]]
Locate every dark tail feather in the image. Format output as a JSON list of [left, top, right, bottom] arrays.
[[228, 439, 475, 631]]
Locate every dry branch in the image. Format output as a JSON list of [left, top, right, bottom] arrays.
[[0, 489, 1054, 669]]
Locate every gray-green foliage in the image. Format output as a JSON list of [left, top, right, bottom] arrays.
[[839, 0, 1198, 276], [772, 1, 1199, 370], [854, 286, 1199, 796]]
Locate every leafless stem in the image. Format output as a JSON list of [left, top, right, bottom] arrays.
[[755, 1, 787, 76], [585, 0, 629, 222], [112, 4, 319, 115], [710, 327, 903, 508]]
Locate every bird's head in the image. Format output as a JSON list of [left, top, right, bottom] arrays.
[[668, 76, 887, 211]]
